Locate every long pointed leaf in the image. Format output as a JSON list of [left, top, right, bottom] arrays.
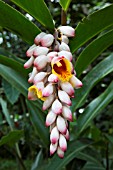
[[0, 0, 40, 44], [70, 5, 113, 53], [72, 53, 113, 112], [59, 0, 72, 11], [11, 0, 54, 31]]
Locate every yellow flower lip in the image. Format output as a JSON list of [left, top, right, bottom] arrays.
[[28, 85, 46, 101], [51, 56, 72, 82]]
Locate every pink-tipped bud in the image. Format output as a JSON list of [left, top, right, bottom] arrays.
[[33, 72, 47, 84], [60, 82, 74, 97], [35, 81, 44, 91], [57, 146, 64, 159], [24, 56, 34, 69], [62, 35, 69, 44], [50, 126, 59, 144], [45, 110, 56, 127], [58, 51, 72, 61], [70, 75, 83, 89], [50, 143, 57, 156], [56, 116, 67, 135], [52, 99, 62, 115], [26, 44, 36, 57], [34, 32, 46, 45], [33, 46, 49, 57], [42, 94, 55, 110], [42, 83, 54, 97], [59, 42, 70, 52], [28, 90, 37, 101], [40, 34, 54, 47], [59, 134, 67, 152], [48, 74, 58, 83], [64, 129, 70, 140], [34, 55, 48, 70], [58, 90, 72, 106], [28, 67, 38, 83], [58, 26, 75, 37], [62, 106, 73, 122], [47, 52, 58, 62]]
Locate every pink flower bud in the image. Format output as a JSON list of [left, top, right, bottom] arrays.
[[45, 110, 56, 127], [58, 51, 72, 61], [47, 52, 58, 62], [35, 81, 44, 91], [52, 99, 62, 115], [34, 55, 48, 70], [42, 94, 55, 110], [62, 106, 73, 122], [40, 34, 54, 47], [60, 82, 74, 97], [42, 83, 54, 97], [48, 74, 58, 83], [24, 56, 34, 69], [28, 90, 37, 101], [33, 46, 49, 57], [64, 129, 70, 140], [58, 26, 75, 37], [59, 134, 67, 152], [58, 90, 72, 106], [28, 67, 38, 83], [50, 126, 59, 144], [34, 32, 46, 45], [59, 42, 70, 52], [26, 44, 36, 57], [33, 72, 47, 84], [62, 35, 69, 44], [57, 146, 64, 158], [56, 116, 67, 134], [70, 75, 83, 89], [50, 143, 57, 156]]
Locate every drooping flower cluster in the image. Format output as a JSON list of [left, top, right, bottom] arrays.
[[24, 26, 82, 158]]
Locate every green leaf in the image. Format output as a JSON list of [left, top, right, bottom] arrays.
[[76, 81, 113, 135], [31, 149, 43, 170], [72, 53, 113, 112], [105, 134, 113, 144], [82, 162, 105, 170], [0, 130, 24, 147], [2, 79, 20, 105], [75, 29, 113, 76], [46, 140, 92, 170], [0, 97, 14, 130], [0, 0, 41, 44], [59, 0, 71, 11], [26, 100, 49, 147], [11, 0, 54, 31], [70, 5, 113, 53]]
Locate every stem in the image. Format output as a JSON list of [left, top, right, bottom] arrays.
[[61, 9, 67, 25], [106, 142, 109, 170]]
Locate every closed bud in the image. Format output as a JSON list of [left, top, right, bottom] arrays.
[[42, 83, 54, 97], [56, 116, 67, 134], [52, 99, 62, 115], [35, 81, 44, 91], [40, 34, 54, 47], [70, 75, 83, 89], [59, 134, 67, 152], [57, 146, 64, 159], [47, 52, 58, 62], [58, 51, 72, 61], [59, 42, 70, 52], [28, 67, 38, 83], [62, 106, 73, 122], [42, 94, 55, 110], [58, 90, 72, 106], [34, 32, 46, 45], [34, 55, 48, 70], [50, 143, 57, 156], [33, 46, 49, 57], [24, 56, 34, 69], [50, 126, 59, 144], [33, 72, 47, 84], [58, 26, 75, 37], [62, 35, 69, 44], [60, 82, 74, 97], [48, 74, 58, 83], [26, 44, 36, 57], [45, 110, 56, 127]]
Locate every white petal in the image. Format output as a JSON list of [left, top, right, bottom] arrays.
[[62, 106, 73, 122], [34, 55, 48, 70], [58, 90, 72, 106], [58, 26, 75, 37], [59, 134, 67, 152], [50, 126, 59, 144], [26, 44, 37, 57], [42, 83, 54, 97], [58, 50, 72, 61], [28, 67, 38, 83], [52, 99, 62, 115], [45, 110, 56, 127], [60, 81, 74, 97], [24, 56, 34, 69], [56, 116, 67, 134], [33, 46, 49, 57], [40, 34, 54, 47], [42, 94, 55, 110], [59, 42, 70, 52], [50, 143, 57, 156], [34, 32, 46, 45], [69, 75, 83, 89], [48, 74, 58, 83], [47, 52, 58, 62], [57, 146, 64, 159], [33, 72, 47, 84], [62, 35, 69, 44], [35, 81, 44, 91]]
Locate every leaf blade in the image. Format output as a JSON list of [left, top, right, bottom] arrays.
[[59, 0, 72, 11]]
